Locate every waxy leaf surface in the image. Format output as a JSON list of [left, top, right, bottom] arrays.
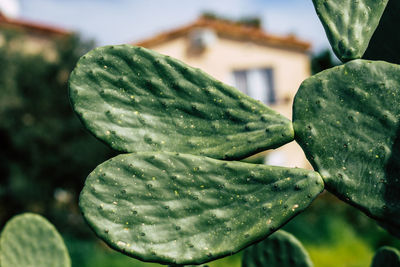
[[0, 213, 71, 267], [69, 45, 293, 160], [80, 152, 323, 265], [312, 0, 388, 62], [242, 230, 313, 267], [293, 59, 400, 230], [364, 0, 400, 64], [371, 246, 400, 267]]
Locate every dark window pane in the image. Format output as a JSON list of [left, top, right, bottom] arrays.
[[233, 70, 248, 94]]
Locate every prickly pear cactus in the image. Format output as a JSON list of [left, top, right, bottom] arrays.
[[293, 59, 400, 229], [364, 0, 400, 64], [68, 0, 400, 265], [312, 0, 388, 62], [69, 44, 323, 265], [371, 246, 400, 267], [0, 213, 71, 267], [80, 152, 323, 265], [241, 230, 313, 267], [69, 45, 294, 160]]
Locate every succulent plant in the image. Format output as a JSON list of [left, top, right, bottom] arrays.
[[70, 45, 323, 264], [293, 59, 400, 229], [363, 0, 400, 64], [312, 0, 388, 62], [0, 213, 71, 267], [371, 246, 400, 267], [242, 230, 313, 267], [79, 151, 322, 264], [69, 45, 293, 160], [68, 0, 400, 265]]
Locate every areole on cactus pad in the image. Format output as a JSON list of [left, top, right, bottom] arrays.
[[293, 59, 400, 230], [363, 0, 400, 65], [66, 0, 400, 265], [68, 45, 294, 160], [312, 0, 400, 65], [69, 44, 324, 265], [79, 152, 323, 265], [312, 0, 388, 62], [0, 213, 71, 267]]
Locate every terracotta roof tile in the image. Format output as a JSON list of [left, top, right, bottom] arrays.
[[135, 16, 311, 52], [0, 12, 69, 36]]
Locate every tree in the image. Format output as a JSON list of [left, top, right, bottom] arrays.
[[0, 31, 116, 235], [310, 48, 339, 74]]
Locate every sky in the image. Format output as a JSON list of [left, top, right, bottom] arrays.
[[1, 0, 330, 52]]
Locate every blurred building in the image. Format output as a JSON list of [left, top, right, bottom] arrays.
[[0, 11, 70, 113], [135, 15, 312, 168], [0, 11, 69, 61]]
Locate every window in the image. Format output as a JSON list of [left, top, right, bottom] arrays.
[[233, 68, 276, 105]]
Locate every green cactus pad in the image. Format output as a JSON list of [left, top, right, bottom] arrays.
[[69, 45, 294, 160], [79, 152, 323, 265], [312, 0, 388, 62], [0, 213, 71, 267], [364, 0, 400, 64], [293, 59, 400, 229], [371, 246, 400, 267], [242, 230, 313, 267]]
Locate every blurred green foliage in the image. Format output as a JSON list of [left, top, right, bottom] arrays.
[[0, 29, 116, 235], [64, 192, 400, 267], [201, 12, 262, 28], [0, 28, 399, 267], [66, 235, 242, 267], [311, 49, 339, 74], [283, 192, 400, 267]]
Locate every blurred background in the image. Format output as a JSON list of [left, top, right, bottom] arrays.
[[0, 0, 398, 266]]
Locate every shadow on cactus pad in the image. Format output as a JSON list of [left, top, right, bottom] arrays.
[[68, 45, 294, 160], [242, 230, 313, 267], [79, 152, 323, 265], [293, 59, 400, 233], [371, 246, 400, 267], [0, 213, 71, 267]]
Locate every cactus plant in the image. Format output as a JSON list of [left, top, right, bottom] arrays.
[[241, 230, 313, 267], [0, 213, 71, 267], [312, 0, 388, 62], [293, 59, 400, 229], [69, 44, 325, 265], [313, 0, 400, 65], [371, 246, 400, 267], [79, 152, 323, 264], [364, 0, 400, 64], [67, 0, 400, 265], [69, 45, 293, 160]]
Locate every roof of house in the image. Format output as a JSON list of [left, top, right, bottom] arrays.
[[0, 12, 69, 36], [135, 16, 311, 52]]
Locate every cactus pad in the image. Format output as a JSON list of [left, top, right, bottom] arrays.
[[0, 213, 71, 267], [79, 152, 323, 265], [364, 0, 400, 64], [293, 59, 400, 229], [312, 0, 388, 62], [69, 45, 293, 160], [242, 230, 313, 267], [371, 246, 400, 267]]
